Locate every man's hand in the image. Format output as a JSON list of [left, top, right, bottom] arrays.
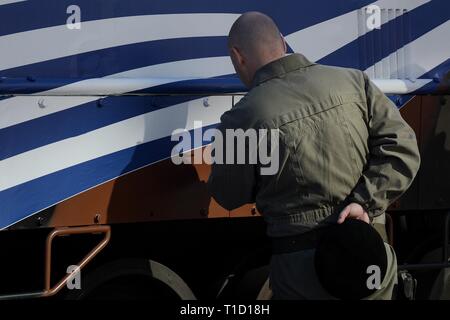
[[337, 203, 370, 224]]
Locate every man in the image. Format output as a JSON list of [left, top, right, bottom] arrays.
[[208, 12, 420, 299]]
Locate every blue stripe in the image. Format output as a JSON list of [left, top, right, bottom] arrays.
[[392, 58, 450, 108], [1, 1, 448, 160], [0, 36, 231, 161], [0, 0, 373, 37], [0, 94, 205, 161], [0, 125, 213, 229], [2, 13, 449, 160], [0, 0, 448, 228], [2, 2, 446, 84], [319, 0, 450, 69], [420, 58, 450, 80], [0, 36, 229, 79]]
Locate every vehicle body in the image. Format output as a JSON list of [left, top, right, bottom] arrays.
[[0, 0, 449, 299]]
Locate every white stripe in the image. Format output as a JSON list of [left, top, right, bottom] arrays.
[[0, 13, 238, 71], [0, 78, 434, 191], [1, 3, 447, 192], [0, 78, 436, 192], [372, 79, 432, 94], [365, 20, 450, 79], [0, 56, 234, 130], [0, 0, 26, 5], [403, 20, 450, 80], [0, 95, 232, 192], [285, 0, 430, 62], [1, 14, 447, 128]]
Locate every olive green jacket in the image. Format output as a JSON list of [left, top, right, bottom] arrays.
[[208, 53, 420, 237]]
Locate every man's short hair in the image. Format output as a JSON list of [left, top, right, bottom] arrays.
[[314, 219, 388, 299], [228, 12, 283, 56]]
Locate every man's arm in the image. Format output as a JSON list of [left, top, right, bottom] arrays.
[[207, 112, 257, 211], [342, 72, 421, 220]]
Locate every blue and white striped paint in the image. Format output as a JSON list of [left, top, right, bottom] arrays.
[[0, 0, 448, 228]]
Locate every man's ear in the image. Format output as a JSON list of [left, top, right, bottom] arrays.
[[231, 46, 245, 66], [280, 34, 287, 54]]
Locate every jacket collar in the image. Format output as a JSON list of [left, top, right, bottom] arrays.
[[252, 53, 315, 87]]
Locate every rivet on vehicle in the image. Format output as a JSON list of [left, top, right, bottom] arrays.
[[38, 98, 46, 109], [36, 216, 43, 226], [97, 98, 104, 108]]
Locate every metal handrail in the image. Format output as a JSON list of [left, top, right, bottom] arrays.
[[0, 225, 111, 300]]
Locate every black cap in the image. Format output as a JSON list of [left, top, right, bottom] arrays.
[[314, 219, 388, 299]]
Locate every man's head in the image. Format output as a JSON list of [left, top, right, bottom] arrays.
[[314, 219, 388, 300], [228, 12, 286, 88]]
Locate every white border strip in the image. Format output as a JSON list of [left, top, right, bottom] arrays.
[[0, 0, 26, 5], [0, 13, 239, 71]]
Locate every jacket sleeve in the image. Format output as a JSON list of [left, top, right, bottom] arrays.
[[207, 110, 257, 211], [347, 72, 421, 217]]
